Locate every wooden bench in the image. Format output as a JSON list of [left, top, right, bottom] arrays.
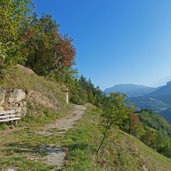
[[0, 110, 21, 125]]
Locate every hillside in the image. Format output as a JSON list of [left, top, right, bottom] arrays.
[[0, 65, 73, 170], [105, 84, 157, 97], [2, 1, 171, 170], [127, 81, 171, 123], [161, 108, 171, 123], [0, 66, 171, 170], [0, 65, 67, 112], [137, 109, 171, 157], [138, 109, 171, 137], [127, 96, 171, 112], [149, 81, 171, 98], [64, 107, 171, 171], [147, 81, 171, 108]]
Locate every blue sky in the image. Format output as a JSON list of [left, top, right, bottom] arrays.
[[33, 0, 171, 90]]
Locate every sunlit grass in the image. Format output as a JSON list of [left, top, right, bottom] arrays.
[[64, 107, 171, 171]]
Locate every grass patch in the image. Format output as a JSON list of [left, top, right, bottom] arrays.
[[64, 106, 171, 171], [0, 123, 10, 131], [0, 104, 74, 170], [0, 65, 75, 170], [0, 155, 54, 171]]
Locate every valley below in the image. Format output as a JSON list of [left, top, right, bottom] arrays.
[[105, 82, 171, 123]]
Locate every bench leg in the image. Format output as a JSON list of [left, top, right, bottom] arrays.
[[9, 121, 14, 129], [9, 121, 17, 129], [14, 120, 17, 126]]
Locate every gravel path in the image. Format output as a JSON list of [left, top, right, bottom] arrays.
[[37, 105, 87, 170]]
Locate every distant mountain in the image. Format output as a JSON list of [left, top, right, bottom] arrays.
[[127, 96, 170, 113], [161, 108, 171, 123], [127, 81, 171, 123], [105, 82, 171, 123], [149, 81, 171, 96], [104, 84, 157, 97], [128, 81, 171, 108], [147, 81, 171, 104]]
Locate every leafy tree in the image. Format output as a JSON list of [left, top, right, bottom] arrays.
[[0, 0, 32, 71], [24, 15, 75, 77], [97, 93, 133, 153], [141, 129, 157, 148], [137, 109, 171, 158], [129, 113, 142, 137], [78, 76, 106, 106], [68, 79, 86, 105]]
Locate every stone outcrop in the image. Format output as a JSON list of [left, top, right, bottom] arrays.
[[0, 89, 27, 117], [28, 90, 59, 110]]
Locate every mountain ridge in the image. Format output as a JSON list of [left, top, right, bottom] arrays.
[[105, 82, 171, 123], [105, 84, 158, 97]]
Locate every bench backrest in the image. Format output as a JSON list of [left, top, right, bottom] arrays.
[[0, 110, 17, 120], [0, 110, 16, 115]]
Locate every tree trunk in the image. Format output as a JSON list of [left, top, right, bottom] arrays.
[[97, 121, 113, 153]]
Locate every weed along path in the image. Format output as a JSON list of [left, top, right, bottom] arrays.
[[36, 105, 87, 170], [0, 105, 87, 171]]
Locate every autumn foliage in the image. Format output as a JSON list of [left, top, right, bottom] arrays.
[[130, 113, 141, 130], [23, 15, 76, 76], [58, 36, 76, 67], [0, 1, 75, 77]]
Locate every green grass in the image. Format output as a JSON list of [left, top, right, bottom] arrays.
[[0, 104, 73, 171], [0, 66, 171, 170], [63, 106, 171, 171], [0, 156, 54, 171], [0, 65, 73, 170], [0, 65, 66, 108], [0, 63, 70, 130]]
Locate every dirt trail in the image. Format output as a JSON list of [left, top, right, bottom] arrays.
[[37, 105, 87, 170]]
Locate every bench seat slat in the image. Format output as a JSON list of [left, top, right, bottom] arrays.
[[0, 114, 16, 119], [0, 110, 21, 123], [0, 110, 16, 115], [0, 118, 21, 122]]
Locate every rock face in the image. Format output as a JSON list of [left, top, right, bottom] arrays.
[[0, 89, 27, 117]]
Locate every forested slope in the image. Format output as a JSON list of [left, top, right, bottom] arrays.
[[0, 1, 171, 170]]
